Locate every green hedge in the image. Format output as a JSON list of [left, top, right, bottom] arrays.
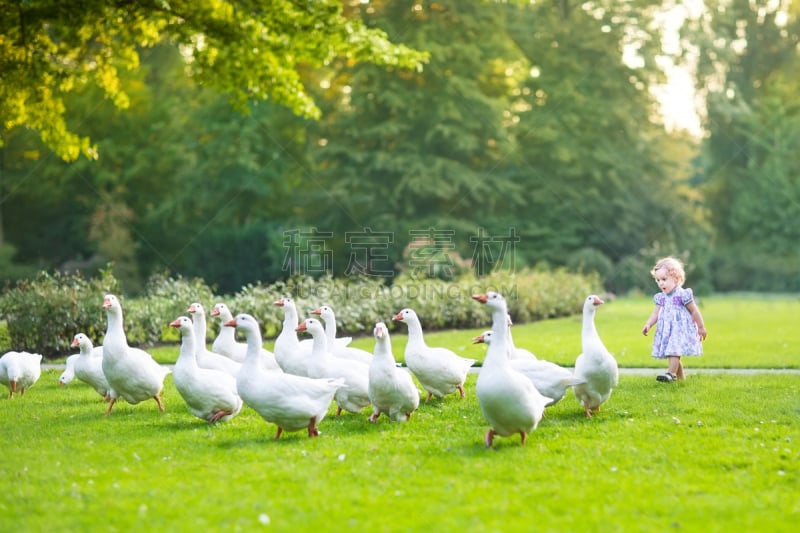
[[0, 268, 600, 357]]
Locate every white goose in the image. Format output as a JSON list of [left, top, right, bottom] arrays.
[[310, 305, 372, 364], [187, 302, 242, 378], [297, 318, 371, 416], [572, 295, 619, 418], [272, 296, 314, 376], [368, 321, 420, 422], [68, 333, 111, 400], [472, 330, 573, 406], [170, 316, 242, 423], [101, 294, 171, 415], [392, 308, 475, 403], [0, 350, 43, 398], [59, 354, 78, 387], [226, 313, 344, 439], [210, 302, 247, 362], [210, 302, 281, 370], [472, 292, 551, 446]]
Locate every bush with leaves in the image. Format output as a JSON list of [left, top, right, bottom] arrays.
[[0, 268, 600, 356], [0, 268, 119, 355], [125, 273, 217, 345], [222, 275, 395, 339]]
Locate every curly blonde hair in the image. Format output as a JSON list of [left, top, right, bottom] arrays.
[[650, 256, 686, 286]]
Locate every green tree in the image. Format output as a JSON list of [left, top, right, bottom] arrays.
[[0, 0, 428, 161], [1, 43, 308, 291], [499, 1, 708, 282], [0, 1, 427, 288], [686, 0, 800, 290], [301, 0, 525, 276]]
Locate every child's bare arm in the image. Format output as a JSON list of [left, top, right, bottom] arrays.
[[642, 307, 660, 335], [686, 300, 707, 340]]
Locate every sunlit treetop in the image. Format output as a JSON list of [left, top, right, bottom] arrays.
[[0, 0, 429, 161]]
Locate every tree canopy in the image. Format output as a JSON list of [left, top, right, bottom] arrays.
[[2, 0, 798, 294], [0, 0, 428, 161]]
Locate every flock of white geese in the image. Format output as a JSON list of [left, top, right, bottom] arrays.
[[0, 292, 619, 446]]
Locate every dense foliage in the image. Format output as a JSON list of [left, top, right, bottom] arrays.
[[685, 0, 800, 290], [0, 267, 599, 357], [0, 0, 428, 161], [1, 1, 798, 293]]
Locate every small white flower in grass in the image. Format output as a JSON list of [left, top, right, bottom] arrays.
[[138, 504, 148, 516], [301, 450, 307, 457], [610, 466, 618, 472], [754, 427, 760, 432], [258, 513, 270, 525], [672, 417, 681, 424], [696, 421, 703, 427], [778, 470, 786, 476], [338, 454, 346, 461]]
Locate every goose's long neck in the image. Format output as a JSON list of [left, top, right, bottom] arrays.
[[285, 304, 299, 327], [178, 330, 198, 368], [405, 318, 426, 350], [485, 307, 510, 368], [280, 306, 300, 342], [242, 328, 264, 369], [324, 318, 337, 344], [105, 308, 128, 348], [218, 311, 236, 342], [582, 308, 600, 353], [193, 312, 207, 350], [375, 336, 394, 364], [310, 329, 329, 360]]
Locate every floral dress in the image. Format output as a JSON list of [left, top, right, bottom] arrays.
[[651, 286, 702, 358]]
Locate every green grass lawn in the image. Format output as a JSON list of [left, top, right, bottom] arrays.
[[2, 295, 799, 531], [330, 293, 800, 370]]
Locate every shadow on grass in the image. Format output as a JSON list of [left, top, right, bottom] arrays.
[[214, 429, 321, 449]]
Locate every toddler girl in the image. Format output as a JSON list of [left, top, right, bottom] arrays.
[[642, 256, 707, 382]]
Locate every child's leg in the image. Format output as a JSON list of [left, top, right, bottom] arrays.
[[667, 356, 683, 379]]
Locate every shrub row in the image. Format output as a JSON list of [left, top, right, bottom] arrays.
[[0, 268, 600, 357]]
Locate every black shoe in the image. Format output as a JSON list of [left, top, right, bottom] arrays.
[[656, 372, 677, 382]]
